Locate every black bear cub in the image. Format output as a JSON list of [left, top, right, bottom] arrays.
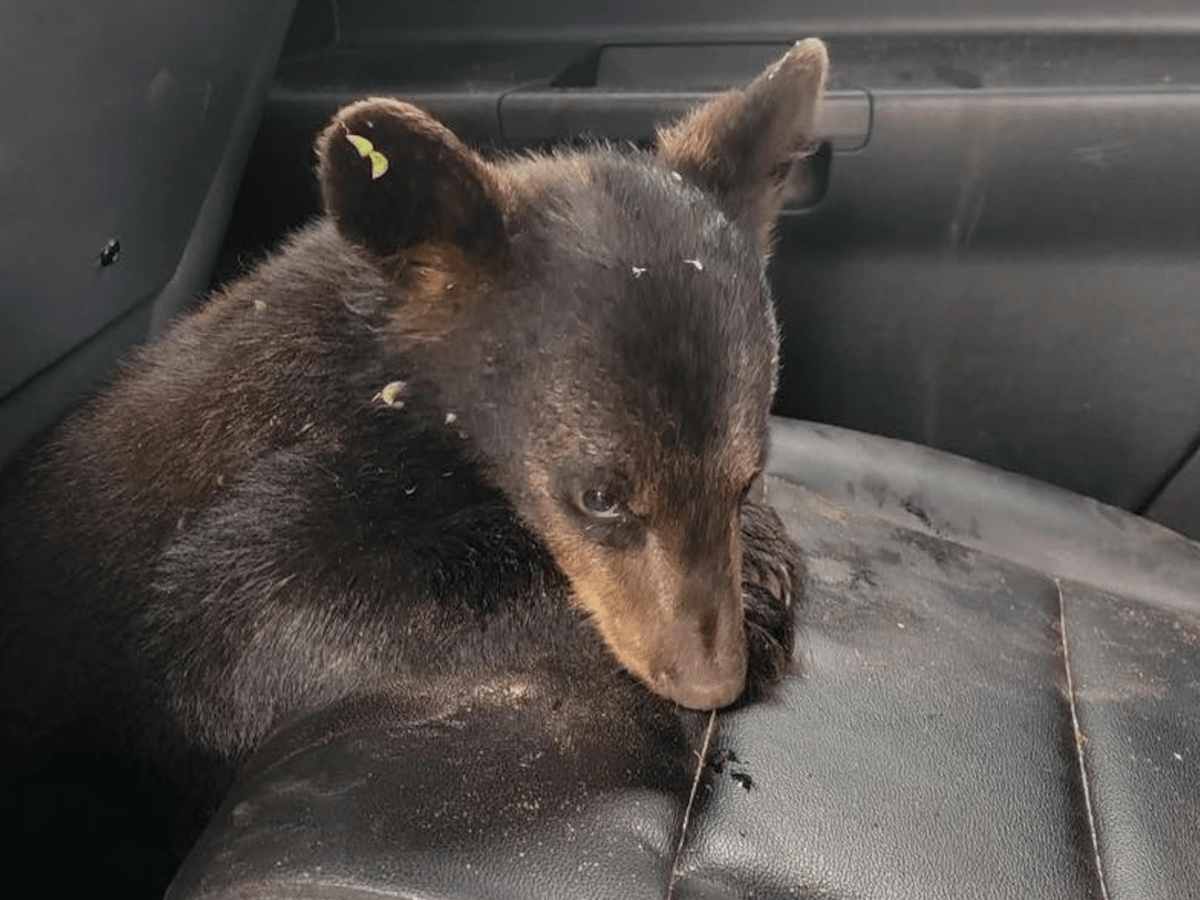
[[1, 39, 825, 830]]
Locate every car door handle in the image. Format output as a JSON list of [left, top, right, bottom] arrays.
[[499, 86, 870, 152], [496, 43, 869, 210]]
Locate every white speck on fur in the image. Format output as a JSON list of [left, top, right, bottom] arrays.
[[671, 171, 683, 181], [253, 298, 267, 312], [444, 411, 458, 425], [683, 258, 704, 271], [631, 266, 647, 278], [372, 380, 407, 407], [299, 422, 314, 434], [404, 484, 417, 496]]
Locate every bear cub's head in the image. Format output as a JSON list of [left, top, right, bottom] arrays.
[[316, 40, 828, 710]]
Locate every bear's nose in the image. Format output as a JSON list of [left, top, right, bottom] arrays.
[[653, 635, 748, 710]]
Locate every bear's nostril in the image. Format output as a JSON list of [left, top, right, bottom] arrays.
[[654, 659, 747, 711]]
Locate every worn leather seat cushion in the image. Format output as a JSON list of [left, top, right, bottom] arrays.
[[168, 419, 1200, 899]]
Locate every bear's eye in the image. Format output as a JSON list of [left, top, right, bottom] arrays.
[[579, 487, 622, 519]]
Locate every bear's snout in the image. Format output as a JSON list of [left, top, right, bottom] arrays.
[[651, 602, 750, 710], [546, 521, 753, 710]]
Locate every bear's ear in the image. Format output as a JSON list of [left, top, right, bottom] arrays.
[[316, 98, 506, 264], [656, 38, 828, 250]]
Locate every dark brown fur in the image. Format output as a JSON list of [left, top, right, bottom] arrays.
[[0, 38, 827, 873]]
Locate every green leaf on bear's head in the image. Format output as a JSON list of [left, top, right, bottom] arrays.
[[345, 133, 389, 180], [367, 149, 389, 180], [345, 133, 374, 157]]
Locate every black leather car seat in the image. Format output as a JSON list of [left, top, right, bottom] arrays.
[[168, 419, 1200, 900]]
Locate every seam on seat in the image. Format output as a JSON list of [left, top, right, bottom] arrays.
[[1057, 578, 1111, 900], [665, 709, 718, 900]]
